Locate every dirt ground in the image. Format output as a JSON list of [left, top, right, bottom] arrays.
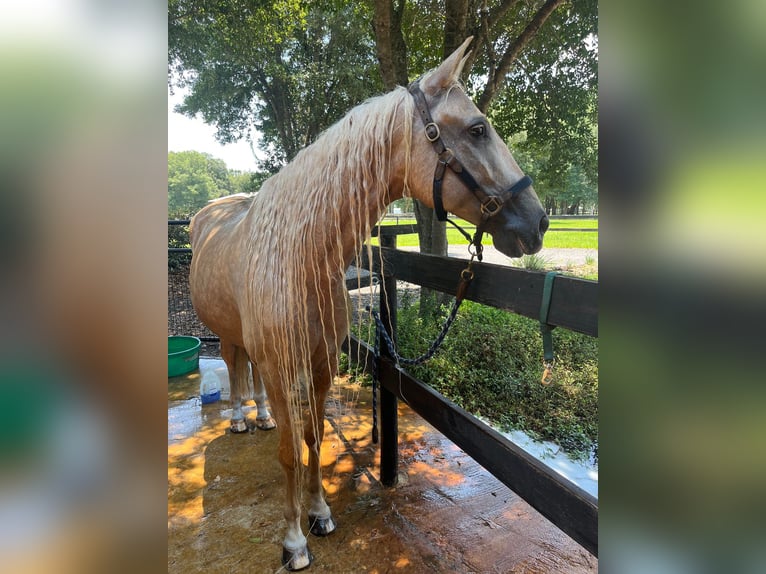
[[168, 364, 597, 573]]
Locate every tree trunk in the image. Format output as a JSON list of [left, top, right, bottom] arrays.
[[373, 0, 408, 88], [567, 200, 580, 215], [412, 201, 448, 257], [444, 0, 469, 58], [413, 200, 450, 315], [544, 195, 555, 215]]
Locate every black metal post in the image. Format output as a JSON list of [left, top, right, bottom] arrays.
[[378, 231, 399, 486]]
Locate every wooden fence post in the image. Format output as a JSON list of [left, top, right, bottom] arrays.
[[378, 231, 399, 486]]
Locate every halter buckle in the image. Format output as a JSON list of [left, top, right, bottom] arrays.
[[439, 147, 455, 166], [480, 196, 503, 217], [424, 122, 441, 142]]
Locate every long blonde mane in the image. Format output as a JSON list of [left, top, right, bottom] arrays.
[[242, 86, 415, 482]]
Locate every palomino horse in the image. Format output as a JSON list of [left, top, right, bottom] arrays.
[[189, 37, 548, 571]]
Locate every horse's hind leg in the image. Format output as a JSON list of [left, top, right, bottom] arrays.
[[250, 362, 276, 430], [305, 357, 336, 537], [267, 381, 314, 571], [221, 340, 249, 433]]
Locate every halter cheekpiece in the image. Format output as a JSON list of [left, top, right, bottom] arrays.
[[407, 80, 533, 249]]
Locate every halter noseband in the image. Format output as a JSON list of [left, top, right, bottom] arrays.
[[408, 80, 533, 228]]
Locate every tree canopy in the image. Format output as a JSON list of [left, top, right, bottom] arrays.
[[168, 150, 262, 218], [169, 0, 597, 218], [169, 1, 382, 170]]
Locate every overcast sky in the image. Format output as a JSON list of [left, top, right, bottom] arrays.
[[168, 87, 260, 172]]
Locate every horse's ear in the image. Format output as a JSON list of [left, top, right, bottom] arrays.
[[420, 36, 474, 95]]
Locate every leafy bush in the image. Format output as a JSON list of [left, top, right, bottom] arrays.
[[168, 224, 192, 271], [347, 296, 598, 462]]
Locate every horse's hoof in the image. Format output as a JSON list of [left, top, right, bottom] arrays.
[[229, 419, 248, 433], [282, 544, 313, 571], [255, 415, 277, 430], [308, 514, 336, 537]]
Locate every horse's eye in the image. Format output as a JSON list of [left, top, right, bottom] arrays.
[[469, 123, 486, 137]]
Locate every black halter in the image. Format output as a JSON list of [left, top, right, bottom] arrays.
[[408, 80, 533, 231]]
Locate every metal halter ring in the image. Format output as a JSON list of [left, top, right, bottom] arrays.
[[424, 122, 441, 142], [468, 241, 482, 257]]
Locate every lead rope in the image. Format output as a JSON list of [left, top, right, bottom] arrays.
[[369, 293, 463, 368], [367, 254, 476, 443]]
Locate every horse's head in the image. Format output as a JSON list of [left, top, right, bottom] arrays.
[[407, 37, 548, 258]]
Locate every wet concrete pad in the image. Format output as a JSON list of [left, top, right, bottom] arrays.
[[168, 368, 597, 573]]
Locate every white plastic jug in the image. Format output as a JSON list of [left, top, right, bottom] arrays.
[[200, 369, 221, 404]]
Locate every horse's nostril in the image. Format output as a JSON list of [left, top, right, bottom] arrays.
[[539, 214, 550, 235]]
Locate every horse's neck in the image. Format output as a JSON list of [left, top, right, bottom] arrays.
[[249, 150, 405, 272], [244, 89, 413, 277]]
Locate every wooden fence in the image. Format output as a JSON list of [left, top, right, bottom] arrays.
[[344, 225, 598, 556]]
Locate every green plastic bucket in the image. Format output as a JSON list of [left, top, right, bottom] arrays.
[[168, 336, 201, 377]]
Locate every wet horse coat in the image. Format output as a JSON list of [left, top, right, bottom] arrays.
[[188, 38, 548, 570]]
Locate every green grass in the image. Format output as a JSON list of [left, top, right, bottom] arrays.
[[540, 230, 598, 249], [373, 217, 598, 250], [546, 218, 598, 229]]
